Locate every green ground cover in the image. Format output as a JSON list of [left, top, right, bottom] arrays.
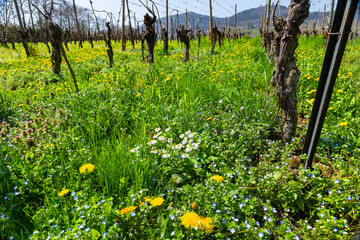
[[0, 36, 360, 239]]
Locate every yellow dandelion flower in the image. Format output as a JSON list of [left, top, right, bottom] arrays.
[[58, 189, 70, 197], [18, 104, 24, 107], [310, 98, 315, 104], [144, 196, 152, 202], [209, 175, 223, 183], [337, 89, 344, 93], [120, 206, 137, 214], [136, 93, 141, 97], [79, 163, 95, 174], [339, 122, 347, 126], [198, 217, 214, 234], [206, 117, 212, 121], [328, 107, 334, 110], [181, 212, 201, 229], [149, 197, 164, 207]]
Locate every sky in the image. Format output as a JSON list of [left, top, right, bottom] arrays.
[[74, 0, 337, 22]]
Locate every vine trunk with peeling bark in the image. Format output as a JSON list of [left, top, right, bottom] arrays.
[[176, 26, 190, 62], [270, 0, 310, 142]]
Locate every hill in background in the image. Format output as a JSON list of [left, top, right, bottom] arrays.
[[158, 5, 332, 31]]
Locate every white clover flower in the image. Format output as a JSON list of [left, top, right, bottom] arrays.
[[150, 149, 158, 154], [194, 163, 202, 168], [175, 144, 183, 149], [181, 153, 189, 159], [162, 153, 170, 158], [148, 140, 157, 145]]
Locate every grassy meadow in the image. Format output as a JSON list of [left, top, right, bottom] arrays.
[[0, 36, 360, 239]]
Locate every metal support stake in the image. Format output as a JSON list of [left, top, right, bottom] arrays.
[[302, 0, 359, 169]]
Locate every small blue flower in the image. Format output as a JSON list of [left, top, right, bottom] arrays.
[[337, 190, 342, 194], [346, 196, 351, 201], [85, 228, 90, 232], [328, 190, 332, 194], [131, 212, 135, 216], [334, 228, 338, 232], [102, 232, 106, 239], [267, 217, 272, 222], [320, 213, 324, 218], [263, 207, 268, 211], [342, 231, 348, 235], [78, 225, 84, 229], [74, 195, 78, 201], [334, 179, 339, 184], [169, 215, 175, 220], [295, 235, 300, 240], [212, 203, 217, 207], [258, 232, 264, 238], [272, 208, 277, 213], [230, 228, 235, 234], [171, 231, 175, 236], [239, 203, 244, 208]]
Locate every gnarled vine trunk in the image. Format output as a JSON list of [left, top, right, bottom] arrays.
[[176, 26, 190, 62], [270, 0, 310, 142]]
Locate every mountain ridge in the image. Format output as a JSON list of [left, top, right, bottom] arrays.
[[156, 5, 332, 31]]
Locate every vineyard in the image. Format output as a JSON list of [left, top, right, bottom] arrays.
[[1, 0, 360, 239], [0, 34, 359, 239]]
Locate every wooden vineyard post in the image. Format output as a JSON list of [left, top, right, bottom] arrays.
[[72, 0, 82, 48], [328, 0, 335, 29], [186, 9, 188, 30], [209, 0, 213, 53], [163, 0, 169, 54], [322, 4, 326, 29], [197, 17, 201, 61], [122, 0, 126, 51], [234, 4, 237, 41], [126, 0, 135, 49], [303, 0, 359, 169]]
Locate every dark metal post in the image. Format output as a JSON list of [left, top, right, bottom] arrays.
[[302, 0, 359, 169]]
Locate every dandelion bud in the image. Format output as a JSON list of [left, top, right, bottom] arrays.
[[191, 202, 198, 211]]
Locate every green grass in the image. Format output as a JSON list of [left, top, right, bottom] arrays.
[[0, 36, 360, 239]]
